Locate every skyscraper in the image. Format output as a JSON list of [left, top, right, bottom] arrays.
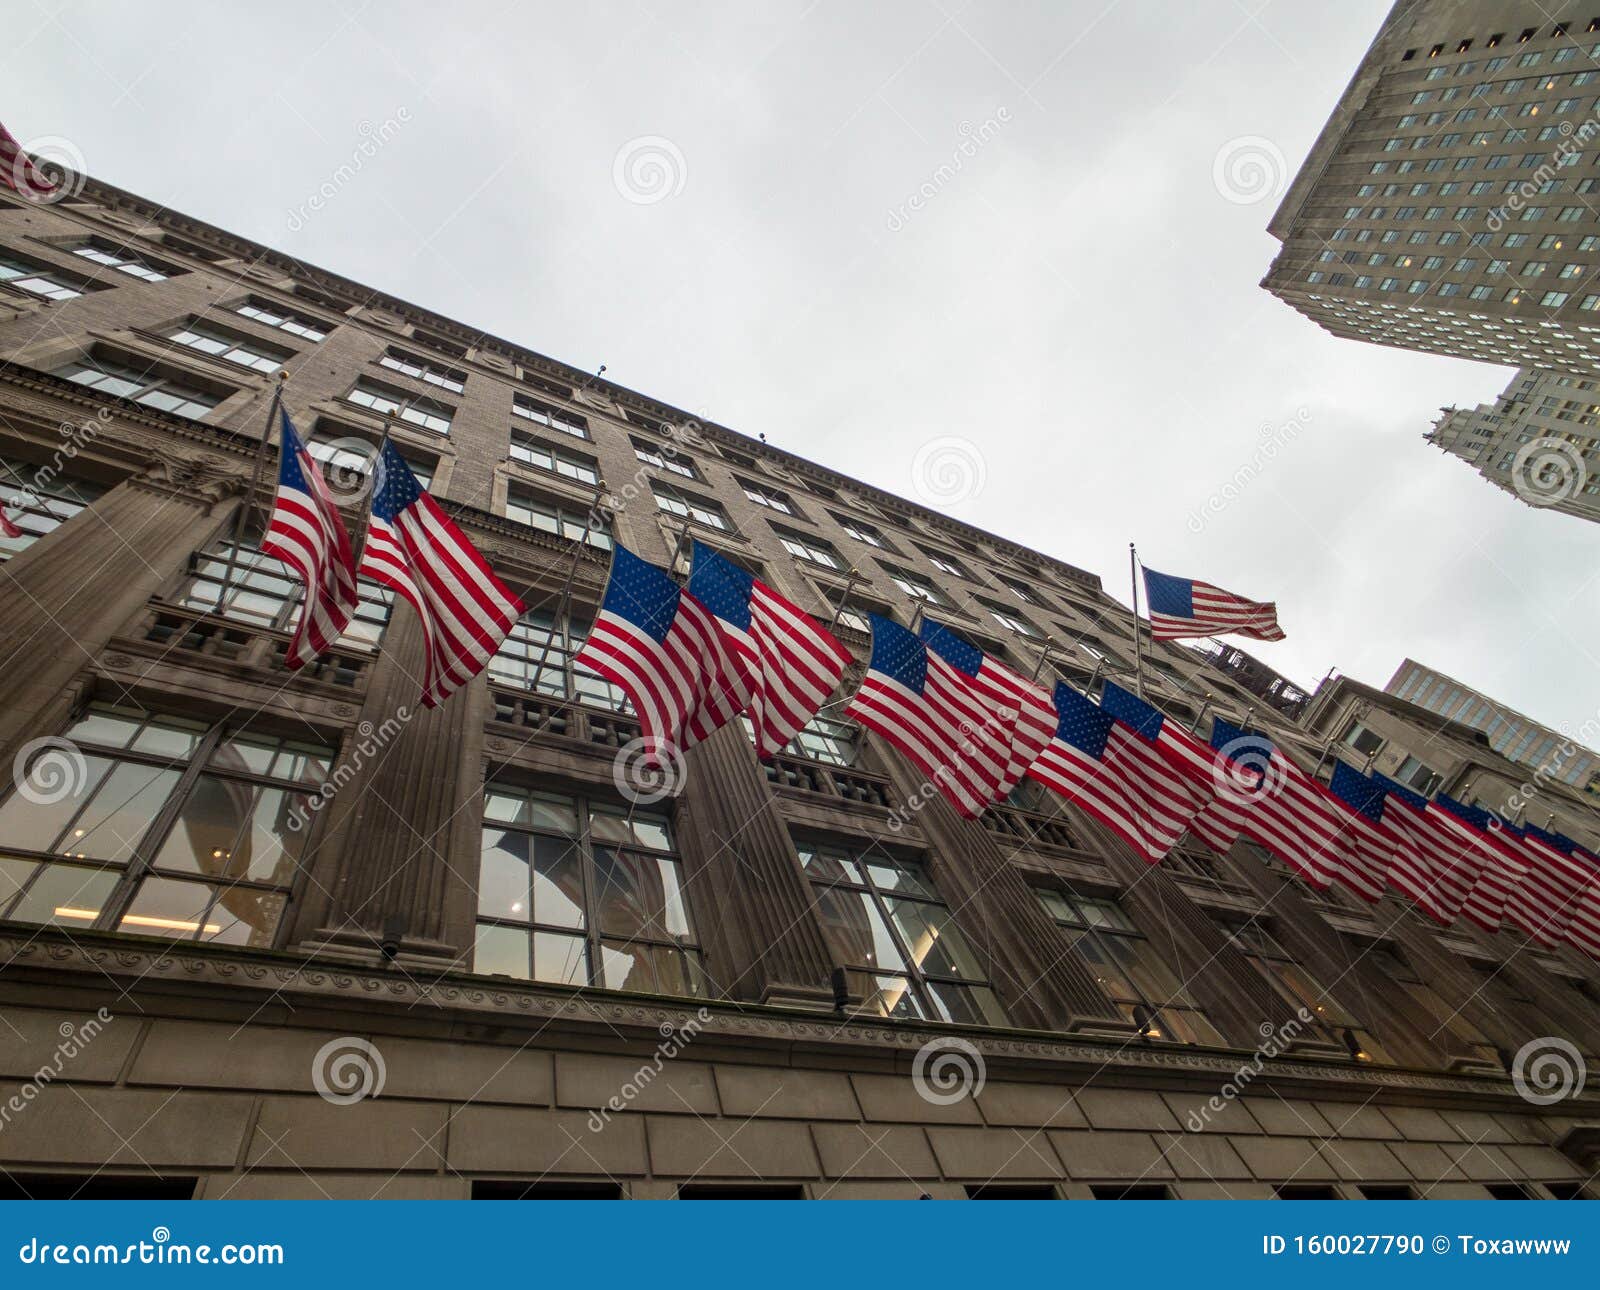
[[1427, 366, 1600, 520], [1264, 4, 1600, 373]]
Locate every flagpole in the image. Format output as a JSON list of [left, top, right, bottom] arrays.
[[530, 475, 607, 704], [214, 368, 288, 612], [1312, 738, 1335, 778], [1189, 693, 1213, 735], [825, 567, 863, 630], [1027, 635, 1055, 684], [1129, 542, 1146, 698]]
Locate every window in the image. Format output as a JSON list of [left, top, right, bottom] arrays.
[[508, 431, 598, 485], [800, 843, 1008, 1026], [55, 354, 222, 420], [178, 529, 393, 652], [472, 1181, 622, 1200], [653, 484, 728, 532], [631, 438, 695, 478], [345, 381, 452, 435], [505, 484, 611, 549], [740, 480, 794, 514], [1091, 1184, 1170, 1199], [1394, 755, 1441, 794], [836, 515, 886, 548], [512, 395, 586, 439], [1341, 720, 1384, 756], [489, 606, 628, 710], [474, 786, 706, 996], [1367, 947, 1498, 1066], [1036, 890, 1222, 1044], [379, 349, 465, 394], [1220, 916, 1391, 1061], [775, 527, 840, 568], [0, 704, 333, 947], [1276, 1185, 1339, 1200], [982, 602, 1039, 638], [0, 459, 103, 562], [778, 708, 856, 766], [0, 253, 84, 300], [305, 431, 434, 490], [235, 299, 329, 341], [886, 566, 944, 605], [71, 242, 169, 281], [916, 546, 967, 578], [167, 322, 290, 374]]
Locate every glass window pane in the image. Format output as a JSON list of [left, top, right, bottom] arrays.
[[478, 830, 530, 921], [0, 755, 113, 852], [0, 857, 38, 914], [799, 848, 863, 884], [1072, 932, 1141, 1002], [152, 777, 307, 885], [535, 931, 590, 986], [203, 888, 286, 948], [67, 764, 181, 862], [10, 863, 119, 927], [474, 923, 529, 978], [215, 735, 277, 775], [62, 707, 144, 749], [128, 718, 205, 759], [598, 938, 653, 992], [588, 810, 670, 850], [813, 886, 905, 971], [650, 945, 705, 998], [884, 898, 987, 980], [851, 971, 925, 1020], [864, 859, 937, 898], [593, 847, 681, 940], [1101, 935, 1189, 1004], [118, 876, 218, 939], [924, 980, 1009, 1027], [532, 835, 586, 929]]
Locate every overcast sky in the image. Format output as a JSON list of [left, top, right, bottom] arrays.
[[10, 0, 1598, 744]]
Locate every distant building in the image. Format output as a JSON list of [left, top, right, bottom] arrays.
[[1427, 367, 1600, 521], [1264, 3, 1600, 374]]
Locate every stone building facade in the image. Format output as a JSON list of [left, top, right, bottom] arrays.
[[0, 177, 1598, 1200]]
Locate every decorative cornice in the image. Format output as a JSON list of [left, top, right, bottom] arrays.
[[0, 927, 1575, 1109]]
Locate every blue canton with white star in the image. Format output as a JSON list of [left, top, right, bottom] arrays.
[[919, 619, 983, 678], [1052, 681, 1113, 758], [602, 544, 681, 644], [865, 613, 926, 693], [687, 541, 753, 632]]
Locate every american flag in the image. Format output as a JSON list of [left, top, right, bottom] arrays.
[[1142, 566, 1284, 642], [919, 619, 1055, 799], [1506, 824, 1600, 957], [0, 506, 21, 539], [1326, 761, 1411, 901], [257, 409, 360, 668], [846, 613, 1009, 817], [1097, 681, 1252, 854], [358, 440, 524, 707], [1028, 680, 1204, 863], [0, 121, 56, 199], [687, 541, 853, 761], [573, 543, 752, 763], [1432, 796, 1530, 934], [1207, 716, 1383, 899], [1367, 773, 1481, 925]]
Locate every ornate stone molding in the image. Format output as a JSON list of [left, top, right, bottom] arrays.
[[0, 929, 1565, 1107]]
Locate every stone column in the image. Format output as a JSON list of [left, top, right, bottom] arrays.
[[675, 721, 839, 1008], [0, 453, 241, 764], [865, 740, 1128, 1033], [289, 610, 487, 966]]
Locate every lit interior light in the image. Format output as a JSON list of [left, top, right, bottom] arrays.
[[54, 907, 220, 935]]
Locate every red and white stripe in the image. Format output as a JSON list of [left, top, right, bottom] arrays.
[[0, 121, 57, 198], [1150, 581, 1284, 642], [1455, 818, 1531, 934], [848, 653, 1010, 818], [1028, 724, 1206, 864], [1504, 831, 1600, 956], [1373, 797, 1480, 925], [259, 444, 359, 668], [357, 491, 524, 707], [716, 579, 854, 761], [579, 591, 753, 761], [964, 657, 1057, 799]]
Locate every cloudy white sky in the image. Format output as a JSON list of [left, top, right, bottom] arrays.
[[10, 0, 1597, 742]]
